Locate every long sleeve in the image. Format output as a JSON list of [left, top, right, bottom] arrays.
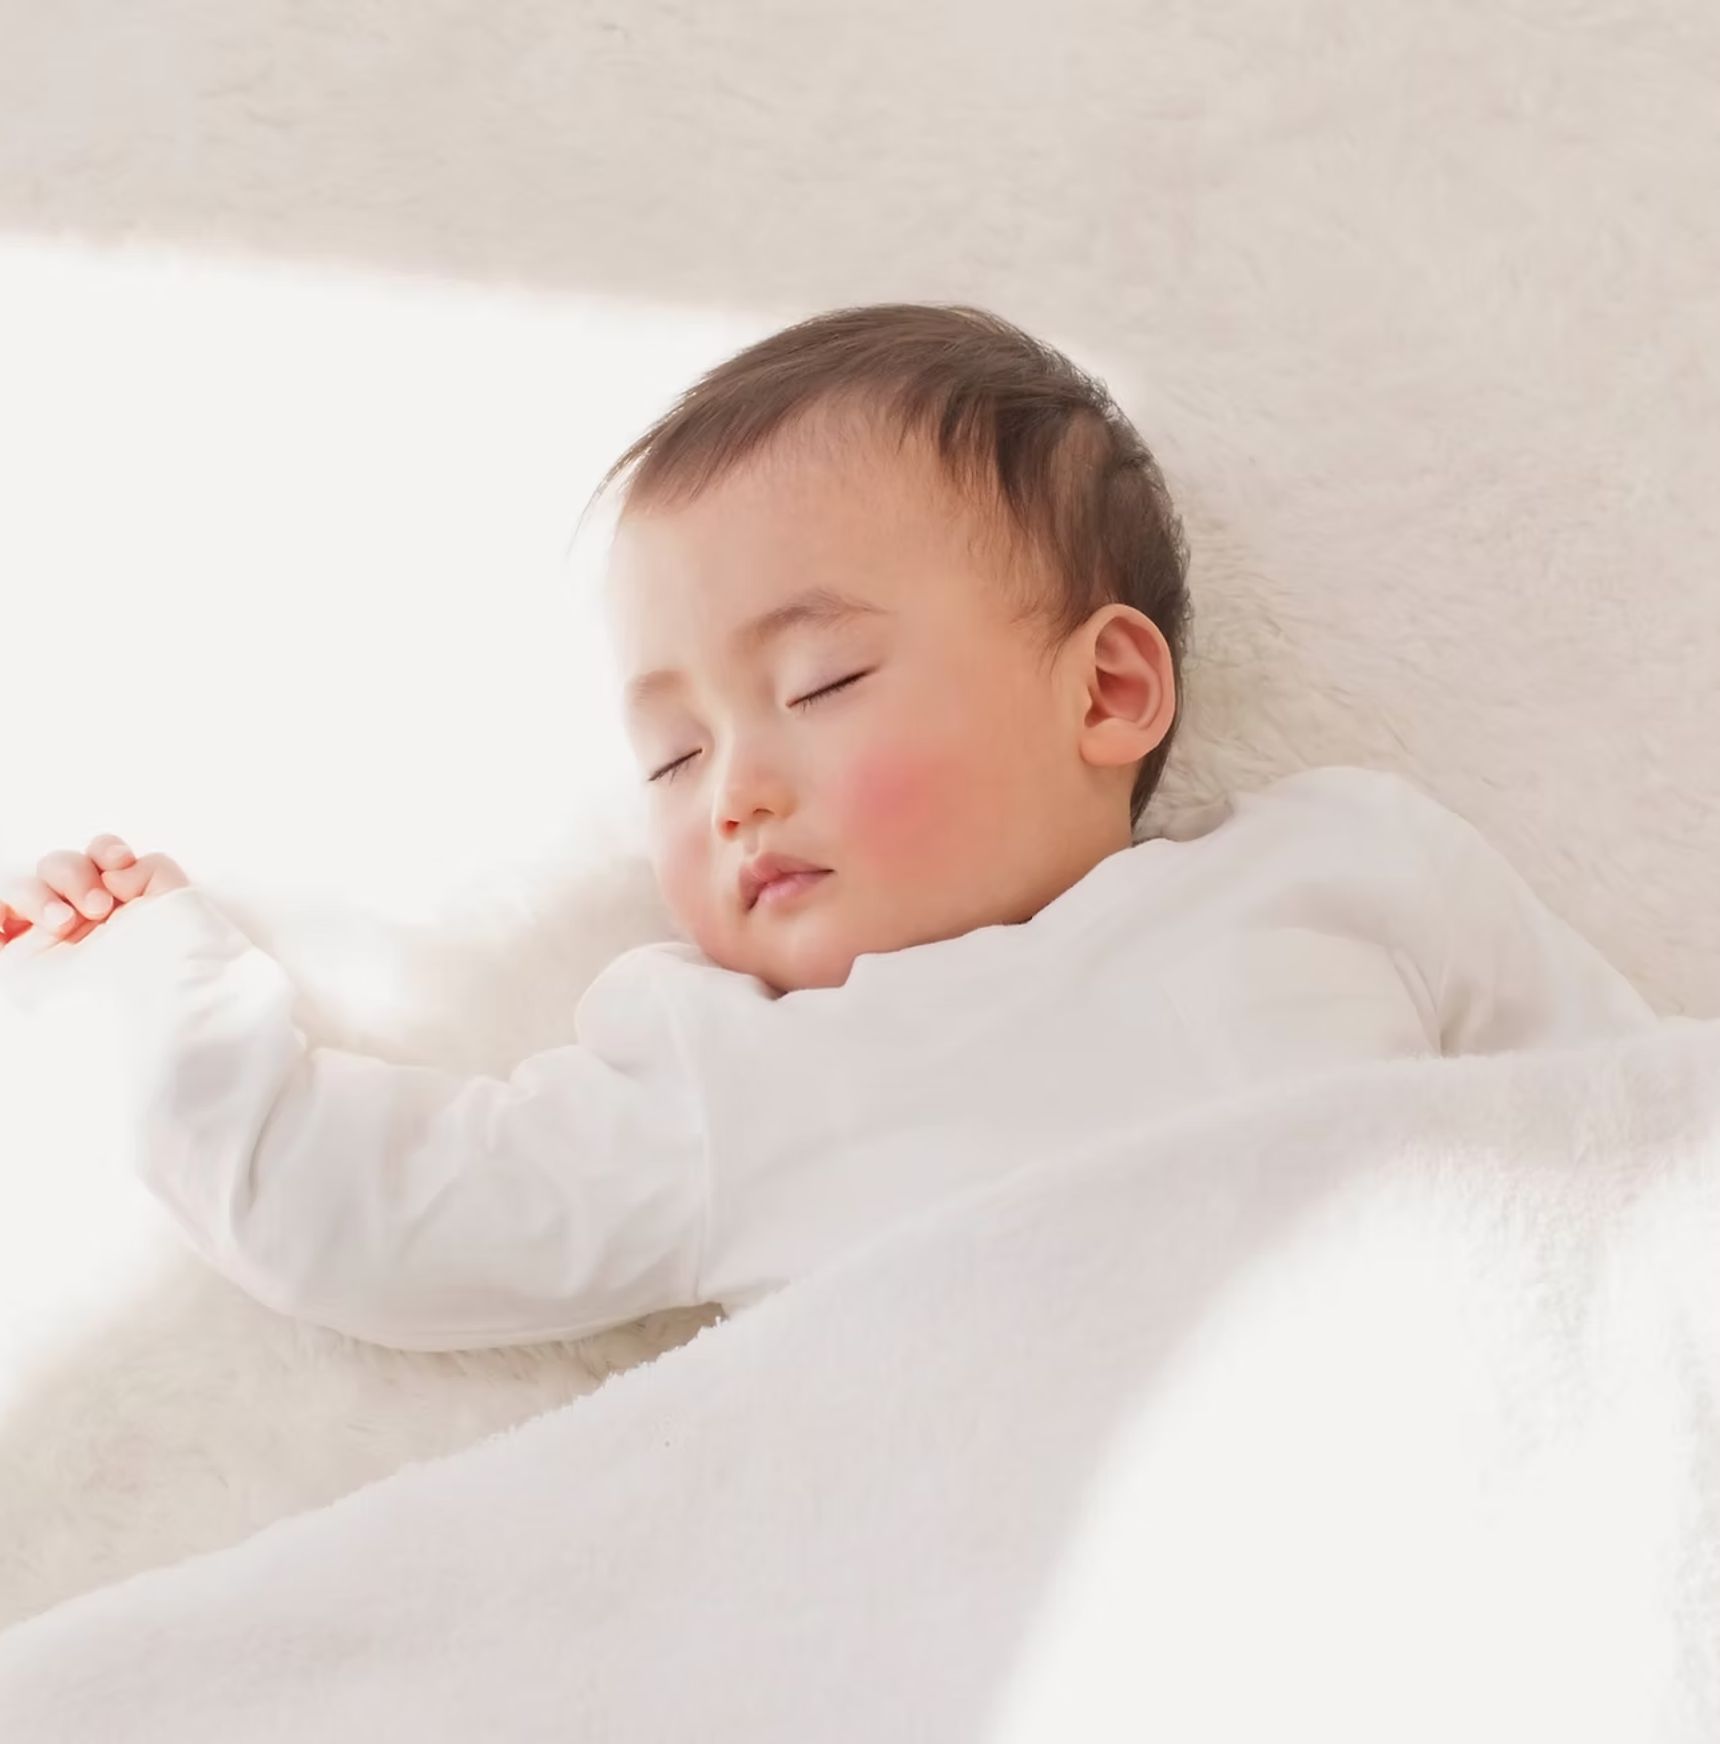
[[1404, 784, 1660, 1055], [59, 887, 711, 1352]]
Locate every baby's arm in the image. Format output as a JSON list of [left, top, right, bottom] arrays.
[[57, 887, 710, 1352]]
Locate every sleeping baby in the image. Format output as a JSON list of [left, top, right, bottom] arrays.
[[0, 301, 1659, 1352]]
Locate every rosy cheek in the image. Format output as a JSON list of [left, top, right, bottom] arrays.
[[837, 743, 964, 866]]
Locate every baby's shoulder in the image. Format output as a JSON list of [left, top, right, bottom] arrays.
[[573, 936, 776, 1055], [1248, 762, 1453, 828], [1234, 764, 1479, 872], [581, 936, 773, 1011]]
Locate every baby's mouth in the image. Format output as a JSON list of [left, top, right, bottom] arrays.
[[749, 869, 833, 912]]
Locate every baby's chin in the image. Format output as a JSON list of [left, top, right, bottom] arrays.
[[693, 899, 892, 994], [714, 931, 864, 996], [693, 885, 1007, 993]]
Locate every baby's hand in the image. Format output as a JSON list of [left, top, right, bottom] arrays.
[[0, 836, 190, 961]]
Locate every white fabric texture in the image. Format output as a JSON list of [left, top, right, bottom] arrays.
[[2, 767, 1657, 1355], [2, 0, 1718, 1696], [0, 1014, 1715, 1741]]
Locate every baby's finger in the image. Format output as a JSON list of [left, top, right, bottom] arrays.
[[0, 874, 73, 932], [98, 855, 165, 902], [88, 835, 135, 873], [36, 850, 114, 921]]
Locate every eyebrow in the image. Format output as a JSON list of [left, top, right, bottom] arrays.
[[623, 586, 890, 715]]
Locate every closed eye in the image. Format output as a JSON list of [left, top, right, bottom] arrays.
[[646, 669, 874, 784], [790, 669, 870, 711], [648, 752, 696, 784]]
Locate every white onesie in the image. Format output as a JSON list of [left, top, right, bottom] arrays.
[[43, 765, 1658, 1352]]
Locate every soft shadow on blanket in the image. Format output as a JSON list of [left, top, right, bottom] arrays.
[[0, 1021, 1715, 1742]]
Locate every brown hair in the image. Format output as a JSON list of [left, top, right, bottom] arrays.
[[580, 302, 1192, 828]]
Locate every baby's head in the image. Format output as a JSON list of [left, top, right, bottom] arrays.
[[589, 303, 1190, 996]]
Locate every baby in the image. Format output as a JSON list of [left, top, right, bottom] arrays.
[[0, 302, 1658, 1352]]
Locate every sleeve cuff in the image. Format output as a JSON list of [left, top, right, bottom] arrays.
[[86, 885, 261, 984], [0, 886, 262, 1018]]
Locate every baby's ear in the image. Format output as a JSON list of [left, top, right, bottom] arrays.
[[1080, 607, 1176, 765]]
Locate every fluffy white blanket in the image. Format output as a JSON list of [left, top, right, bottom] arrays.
[[1, 1017, 1715, 1741], [3, 0, 1719, 1715]]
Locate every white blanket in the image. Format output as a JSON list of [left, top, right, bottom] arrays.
[[5, 0, 1720, 1663], [0, 1017, 1715, 1742]]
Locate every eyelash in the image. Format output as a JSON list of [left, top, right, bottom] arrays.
[[647, 670, 872, 785]]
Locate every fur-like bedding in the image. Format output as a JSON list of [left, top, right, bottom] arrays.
[[1, 2, 1715, 1716]]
